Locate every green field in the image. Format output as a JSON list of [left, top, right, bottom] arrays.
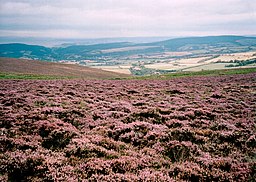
[[133, 67, 256, 80], [1, 67, 256, 80], [0, 72, 73, 80]]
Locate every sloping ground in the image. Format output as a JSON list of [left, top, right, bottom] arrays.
[[0, 73, 255, 181], [0, 57, 128, 79], [2, 36, 256, 61]]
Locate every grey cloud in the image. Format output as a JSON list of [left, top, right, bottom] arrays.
[[0, 0, 255, 38]]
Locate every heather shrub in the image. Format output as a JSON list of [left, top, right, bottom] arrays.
[[164, 127, 205, 144], [138, 169, 174, 182], [0, 135, 41, 152], [80, 159, 112, 178], [169, 162, 205, 181], [56, 109, 85, 127], [41, 130, 74, 150], [88, 173, 139, 182], [165, 119, 184, 128], [36, 119, 78, 150], [66, 142, 119, 159], [246, 135, 256, 148], [93, 137, 128, 152], [164, 141, 193, 162], [0, 150, 46, 181], [123, 109, 166, 124], [108, 122, 168, 147], [1, 73, 255, 181], [108, 101, 133, 113]]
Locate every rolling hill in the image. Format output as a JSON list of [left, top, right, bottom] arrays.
[[0, 57, 129, 79], [145, 35, 256, 51], [0, 43, 54, 60], [1, 36, 256, 61]]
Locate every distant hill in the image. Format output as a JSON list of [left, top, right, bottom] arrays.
[[0, 57, 128, 79], [1, 35, 256, 61], [0, 42, 132, 61], [145, 35, 256, 51], [0, 43, 54, 60], [53, 42, 132, 60]]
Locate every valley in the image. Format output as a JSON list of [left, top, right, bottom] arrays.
[[1, 36, 256, 181], [1, 35, 256, 76]]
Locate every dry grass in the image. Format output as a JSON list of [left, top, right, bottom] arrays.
[[101, 46, 157, 53], [183, 63, 232, 72], [144, 52, 256, 72], [208, 52, 256, 63], [144, 57, 208, 70], [164, 51, 192, 56], [93, 65, 132, 74], [99, 68, 131, 75], [144, 63, 182, 70], [174, 56, 212, 64]]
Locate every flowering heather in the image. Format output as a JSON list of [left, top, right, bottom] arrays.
[[0, 73, 256, 181]]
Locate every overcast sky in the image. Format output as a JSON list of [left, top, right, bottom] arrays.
[[0, 0, 255, 39]]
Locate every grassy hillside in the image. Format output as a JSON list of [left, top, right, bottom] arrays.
[[0, 57, 129, 79], [133, 67, 256, 80]]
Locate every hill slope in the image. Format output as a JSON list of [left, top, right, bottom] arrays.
[[0, 43, 54, 60], [0, 57, 128, 79], [1, 36, 256, 61], [144, 35, 256, 52]]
